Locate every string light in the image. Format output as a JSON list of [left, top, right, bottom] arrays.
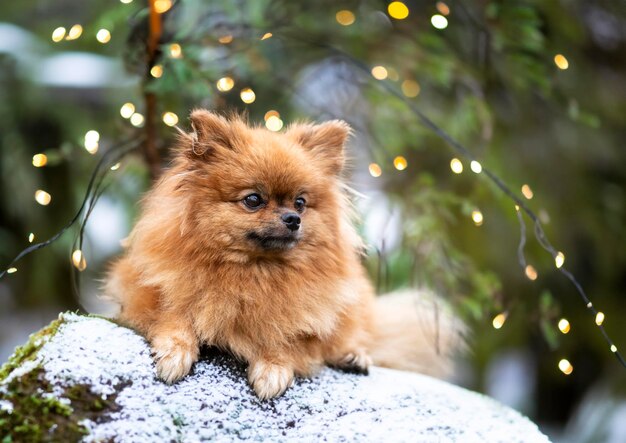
[[450, 158, 463, 174], [555, 251, 565, 269], [261, 32, 272, 40], [110, 163, 121, 171], [393, 156, 407, 170], [28, 233, 35, 243], [611, 345, 618, 353], [431, 14, 448, 29], [130, 113, 145, 127], [401, 80, 420, 97], [51, 27, 66, 42], [335, 10, 355, 26], [265, 116, 283, 132], [96, 29, 111, 44], [525, 264, 538, 281], [264, 110, 280, 121], [595, 312, 605, 326], [387, 67, 399, 81], [492, 312, 507, 329], [558, 359, 573, 375], [587, 302, 593, 309], [162, 112, 179, 127], [471, 210, 483, 226], [388, 2, 409, 20], [84, 130, 100, 155], [120, 0, 133, 3], [154, 0, 172, 13], [150, 65, 163, 78], [120, 103, 135, 119], [369, 163, 382, 177], [470, 160, 482, 173], [216, 77, 235, 92], [558, 318, 571, 334], [66, 24, 83, 41], [35, 190, 52, 206], [554, 54, 569, 70], [32, 154, 48, 167], [218, 35, 233, 44], [7, 267, 17, 274], [371, 66, 388, 80], [436, 2, 450, 16], [521, 184, 533, 199], [72, 250, 87, 271], [169, 43, 182, 58], [240, 88, 256, 104]]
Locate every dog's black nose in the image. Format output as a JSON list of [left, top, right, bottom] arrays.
[[281, 212, 301, 231]]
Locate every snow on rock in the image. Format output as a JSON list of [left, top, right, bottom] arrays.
[[7, 314, 550, 442]]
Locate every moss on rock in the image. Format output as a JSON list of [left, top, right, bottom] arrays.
[[0, 315, 125, 442]]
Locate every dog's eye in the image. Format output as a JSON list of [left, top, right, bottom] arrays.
[[294, 197, 306, 212], [243, 193, 263, 209]]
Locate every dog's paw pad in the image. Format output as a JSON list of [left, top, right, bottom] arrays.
[[248, 361, 294, 400]]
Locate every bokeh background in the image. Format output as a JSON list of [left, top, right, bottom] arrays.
[[1, 0, 625, 440]]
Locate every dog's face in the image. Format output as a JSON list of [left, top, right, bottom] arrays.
[[176, 111, 350, 262]]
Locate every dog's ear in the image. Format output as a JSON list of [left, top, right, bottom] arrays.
[[287, 120, 351, 174], [185, 110, 245, 158]]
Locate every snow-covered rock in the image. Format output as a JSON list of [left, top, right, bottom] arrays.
[[0, 313, 549, 442]]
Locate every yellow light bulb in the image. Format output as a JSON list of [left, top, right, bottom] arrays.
[[369, 163, 382, 178], [7, 267, 17, 274], [595, 312, 605, 326], [216, 77, 235, 92], [525, 265, 538, 281], [521, 184, 534, 199], [450, 158, 463, 174], [84, 130, 99, 154], [388, 2, 409, 20], [555, 252, 565, 269], [436, 2, 450, 16], [170, 43, 182, 58], [51, 27, 66, 42], [96, 29, 111, 44], [558, 359, 573, 375], [431, 14, 448, 29], [471, 210, 483, 226], [240, 88, 256, 104], [110, 163, 121, 171], [66, 24, 83, 41], [120, 103, 135, 119], [401, 80, 420, 97], [28, 233, 35, 243], [336, 10, 356, 26], [492, 312, 507, 329], [558, 318, 570, 334], [154, 0, 172, 13], [264, 110, 280, 121], [72, 250, 87, 271], [393, 156, 407, 171], [150, 65, 163, 78], [261, 32, 272, 40], [130, 113, 145, 127], [35, 190, 52, 206], [265, 116, 284, 132], [162, 112, 179, 127], [32, 154, 48, 167], [371, 66, 388, 80], [554, 54, 569, 70], [470, 160, 482, 173]]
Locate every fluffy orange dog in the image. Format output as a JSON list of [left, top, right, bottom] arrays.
[[106, 110, 464, 399]]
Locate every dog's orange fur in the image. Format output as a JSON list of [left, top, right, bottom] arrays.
[[106, 110, 463, 399]]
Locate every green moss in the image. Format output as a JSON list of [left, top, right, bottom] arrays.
[[0, 318, 63, 383], [0, 314, 125, 442]]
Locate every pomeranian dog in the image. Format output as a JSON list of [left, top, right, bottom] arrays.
[[105, 110, 465, 399]]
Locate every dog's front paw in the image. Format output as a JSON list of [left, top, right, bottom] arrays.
[[152, 335, 198, 384], [333, 350, 372, 375], [248, 360, 294, 400]]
